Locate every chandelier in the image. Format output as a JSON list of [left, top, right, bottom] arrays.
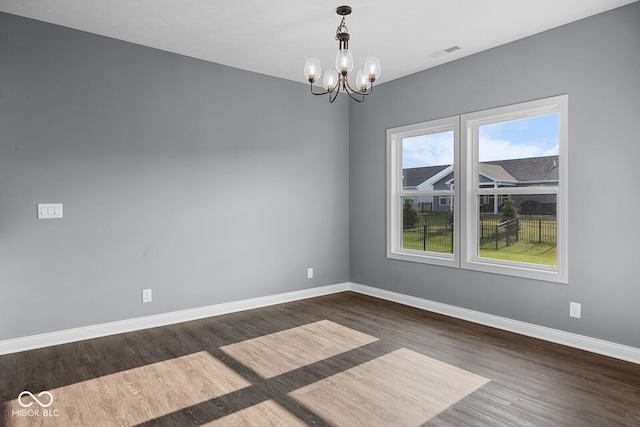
[[304, 5, 381, 103]]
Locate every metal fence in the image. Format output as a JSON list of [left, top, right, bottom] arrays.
[[480, 215, 557, 246], [402, 219, 454, 254], [495, 218, 519, 249], [403, 215, 555, 254]]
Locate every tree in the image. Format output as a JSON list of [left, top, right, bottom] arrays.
[[403, 198, 420, 228], [501, 195, 518, 221]]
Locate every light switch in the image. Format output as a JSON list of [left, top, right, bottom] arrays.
[[38, 203, 63, 219]]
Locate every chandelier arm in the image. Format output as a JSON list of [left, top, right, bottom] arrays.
[[340, 79, 362, 102], [343, 78, 372, 97], [329, 87, 340, 103], [310, 83, 332, 96], [345, 89, 365, 103]]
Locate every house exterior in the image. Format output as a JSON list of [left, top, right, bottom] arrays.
[[404, 155, 558, 215]]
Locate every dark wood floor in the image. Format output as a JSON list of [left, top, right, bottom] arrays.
[[1, 292, 639, 426]]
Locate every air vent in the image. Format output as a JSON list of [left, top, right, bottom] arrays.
[[429, 45, 462, 58]]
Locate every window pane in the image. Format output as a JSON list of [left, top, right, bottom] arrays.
[[479, 113, 559, 161], [479, 114, 559, 189], [478, 194, 557, 266], [402, 196, 454, 254], [402, 131, 454, 190]]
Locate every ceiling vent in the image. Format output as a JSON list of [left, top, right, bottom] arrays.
[[429, 45, 461, 58]]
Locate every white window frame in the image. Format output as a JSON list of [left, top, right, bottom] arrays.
[[461, 95, 568, 283], [387, 95, 568, 283], [386, 116, 460, 268]]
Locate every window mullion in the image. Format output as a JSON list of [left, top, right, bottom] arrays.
[[475, 187, 559, 195]]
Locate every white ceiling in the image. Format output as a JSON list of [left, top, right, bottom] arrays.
[[1, 0, 636, 85]]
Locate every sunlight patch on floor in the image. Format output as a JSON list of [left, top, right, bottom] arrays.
[[289, 348, 490, 426], [220, 320, 379, 378], [4, 351, 250, 426], [202, 399, 307, 426]]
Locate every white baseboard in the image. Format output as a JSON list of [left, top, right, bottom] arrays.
[[348, 282, 640, 365], [2, 281, 638, 365], [0, 283, 349, 356]]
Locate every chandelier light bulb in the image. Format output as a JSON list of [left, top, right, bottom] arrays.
[[355, 69, 370, 92], [304, 58, 322, 83], [364, 57, 381, 81], [335, 49, 354, 74], [323, 69, 339, 92]]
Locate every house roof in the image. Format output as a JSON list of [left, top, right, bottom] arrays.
[[484, 156, 559, 182], [405, 155, 559, 187], [479, 163, 517, 182], [403, 165, 450, 188]]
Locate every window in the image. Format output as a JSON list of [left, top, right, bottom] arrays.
[[387, 116, 459, 268], [387, 95, 568, 283], [462, 95, 568, 282], [418, 202, 433, 212]]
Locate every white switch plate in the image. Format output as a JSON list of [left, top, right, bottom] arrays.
[[307, 267, 314, 279], [142, 289, 152, 303], [569, 302, 581, 318], [38, 203, 63, 219]]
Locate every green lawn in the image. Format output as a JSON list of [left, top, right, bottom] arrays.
[[479, 241, 557, 266], [402, 229, 453, 253]]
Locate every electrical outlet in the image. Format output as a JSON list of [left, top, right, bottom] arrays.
[[142, 289, 152, 303], [569, 302, 581, 318], [307, 267, 314, 279]]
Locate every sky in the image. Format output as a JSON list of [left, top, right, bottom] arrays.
[[402, 113, 560, 169]]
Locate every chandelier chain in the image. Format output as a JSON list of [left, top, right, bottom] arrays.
[[335, 16, 349, 40]]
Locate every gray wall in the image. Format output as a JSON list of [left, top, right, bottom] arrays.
[[0, 13, 349, 340], [350, 3, 640, 348], [2, 3, 640, 350]]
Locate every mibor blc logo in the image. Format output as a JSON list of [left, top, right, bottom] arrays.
[[12, 391, 60, 418], [18, 391, 54, 408]]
